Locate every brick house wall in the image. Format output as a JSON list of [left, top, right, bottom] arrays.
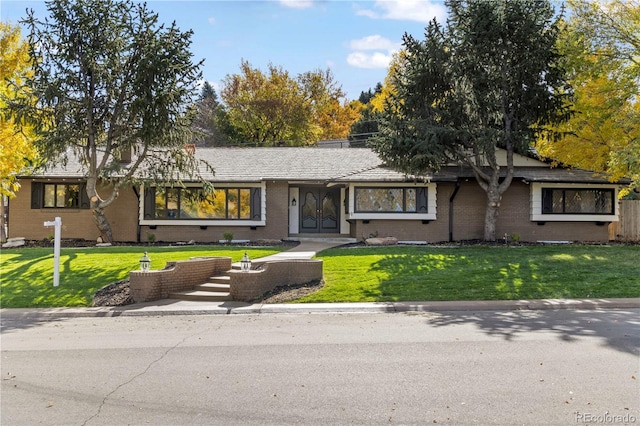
[[8, 179, 139, 242], [350, 181, 610, 243]]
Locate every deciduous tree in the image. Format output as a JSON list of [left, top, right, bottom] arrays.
[[10, 0, 210, 243], [535, 0, 639, 190], [371, 0, 571, 241], [221, 61, 357, 145], [0, 22, 38, 242]]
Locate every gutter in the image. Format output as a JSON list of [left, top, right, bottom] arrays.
[[449, 181, 461, 242]]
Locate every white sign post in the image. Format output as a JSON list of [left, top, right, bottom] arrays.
[[43, 217, 62, 287]]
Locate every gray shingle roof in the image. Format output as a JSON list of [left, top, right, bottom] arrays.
[[24, 147, 624, 184]]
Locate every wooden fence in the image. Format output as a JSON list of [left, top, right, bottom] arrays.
[[609, 200, 640, 241]]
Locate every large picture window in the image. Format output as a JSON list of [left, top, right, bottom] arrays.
[[145, 186, 260, 221], [354, 187, 427, 213], [31, 182, 89, 209], [542, 188, 614, 215]]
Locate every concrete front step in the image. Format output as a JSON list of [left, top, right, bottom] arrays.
[[169, 290, 232, 302], [196, 282, 230, 292]]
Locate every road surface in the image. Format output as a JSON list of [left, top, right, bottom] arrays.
[[2, 309, 639, 425]]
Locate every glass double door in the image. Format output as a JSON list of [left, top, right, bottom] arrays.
[[299, 187, 340, 233]]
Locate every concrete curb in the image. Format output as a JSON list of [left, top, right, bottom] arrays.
[[2, 298, 639, 321]]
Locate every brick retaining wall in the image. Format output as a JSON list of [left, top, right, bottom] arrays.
[[130, 256, 232, 302], [230, 259, 323, 301]]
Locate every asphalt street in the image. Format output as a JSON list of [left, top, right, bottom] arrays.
[[1, 309, 639, 425]]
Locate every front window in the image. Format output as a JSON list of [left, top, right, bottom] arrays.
[[542, 188, 614, 215], [149, 187, 258, 220], [43, 184, 82, 208], [354, 187, 424, 213]]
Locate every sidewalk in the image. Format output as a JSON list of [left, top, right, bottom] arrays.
[[3, 298, 639, 321], [2, 239, 639, 320]]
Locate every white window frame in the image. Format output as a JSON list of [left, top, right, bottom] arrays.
[[530, 182, 619, 222], [347, 182, 437, 221], [139, 182, 266, 227]]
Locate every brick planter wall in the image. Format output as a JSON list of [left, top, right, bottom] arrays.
[[130, 256, 232, 303], [230, 259, 323, 301]]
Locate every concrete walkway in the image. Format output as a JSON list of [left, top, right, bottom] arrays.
[[248, 238, 351, 264]]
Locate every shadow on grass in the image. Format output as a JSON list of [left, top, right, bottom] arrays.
[[425, 308, 640, 356], [365, 246, 639, 301]]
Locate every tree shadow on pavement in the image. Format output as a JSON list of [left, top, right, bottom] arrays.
[[426, 308, 640, 355]]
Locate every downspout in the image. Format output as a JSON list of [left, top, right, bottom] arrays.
[[133, 185, 141, 243], [449, 181, 461, 242]]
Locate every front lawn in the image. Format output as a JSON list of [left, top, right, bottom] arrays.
[[0, 245, 286, 308], [297, 244, 640, 303]]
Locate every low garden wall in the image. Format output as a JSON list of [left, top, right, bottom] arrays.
[[130, 256, 232, 303], [230, 259, 323, 302]]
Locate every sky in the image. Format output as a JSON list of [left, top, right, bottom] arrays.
[[0, 0, 447, 101]]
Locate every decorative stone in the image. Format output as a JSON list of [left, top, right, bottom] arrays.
[[96, 242, 112, 247], [365, 236, 398, 246], [2, 237, 25, 248]]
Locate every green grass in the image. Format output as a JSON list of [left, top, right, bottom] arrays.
[[2, 244, 638, 308], [296, 245, 640, 303], [0, 246, 286, 308]]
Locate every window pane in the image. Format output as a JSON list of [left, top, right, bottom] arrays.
[[166, 189, 179, 218], [55, 185, 66, 207], [355, 188, 404, 212], [67, 184, 80, 208], [44, 184, 56, 207], [595, 191, 613, 213], [154, 188, 167, 219], [543, 188, 613, 214], [239, 189, 251, 219], [406, 188, 416, 212], [228, 189, 239, 218], [552, 190, 564, 213], [211, 189, 227, 219], [179, 189, 201, 219]]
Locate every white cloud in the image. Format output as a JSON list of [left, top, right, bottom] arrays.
[[349, 35, 400, 52], [279, 0, 314, 9], [347, 35, 399, 69], [208, 17, 216, 25], [347, 51, 393, 69], [356, 0, 446, 23]]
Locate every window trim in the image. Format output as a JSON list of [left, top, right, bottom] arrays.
[[139, 182, 266, 226], [530, 183, 619, 222], [347, 183, 437, 221]]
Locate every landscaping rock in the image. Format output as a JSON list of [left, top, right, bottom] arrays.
[[2, 237, 25, 248], [365, 236, 398, 246]]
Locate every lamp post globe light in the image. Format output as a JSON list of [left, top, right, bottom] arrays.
[[139, 251, 151, 272], [241, 252, 251, 272]]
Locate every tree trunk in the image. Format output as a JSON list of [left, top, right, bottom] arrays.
[[0, 199, 6, 243], [93, 207, 114, 244], [484, 184, 502, 242]]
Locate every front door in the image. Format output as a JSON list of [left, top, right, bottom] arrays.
[[299, 187, 340, 233]]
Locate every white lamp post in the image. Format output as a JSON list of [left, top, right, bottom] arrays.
[[241, 252, 251, 272], [139, 251, 151, 272]]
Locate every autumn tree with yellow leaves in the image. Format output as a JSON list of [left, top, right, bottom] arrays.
[[0, 22, 38, 242], [536, 0, 640, 193], [221, 61, 358, 145]]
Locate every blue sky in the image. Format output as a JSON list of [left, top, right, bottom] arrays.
[[1, 0, 447, 100]]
